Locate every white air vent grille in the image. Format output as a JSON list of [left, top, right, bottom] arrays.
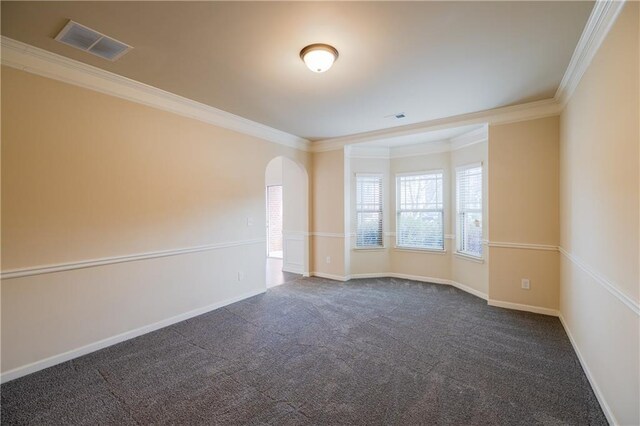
[[55, 20, 132, 61]]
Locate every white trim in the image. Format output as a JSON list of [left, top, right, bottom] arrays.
[[393, 247, 447, 255], [454, 252, 485, 264], [311, 232, 346, 238], [395, 169, 445, 178], [353, 247, 387, 252], [348, 272, 489, 300], [449, 125, 489, 151], [0, 288, 266, 384], [559, 247, 639, 316], [0, 36, 310, 152], [487, 299, 559, 317], [311, 98, 560, 153], [347, 146, 390, 159], [555, 0, 627, 107], [388, 141, 450, 159], [449, 280, 489, 301], [445, 234, 455, 240], [309, 272, 349, 282], [309, 272, 569, 318], [354, 172, 384, 178], [1, 238, 265, 280], [315, 0, 626, 153], [488, 242, 559, 252], [558, 314, 617, 426], [2, 0, 623, 156], [347, 132, 488, 160]]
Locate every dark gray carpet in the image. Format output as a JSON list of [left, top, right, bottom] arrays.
[[1, 277, 606, 425]]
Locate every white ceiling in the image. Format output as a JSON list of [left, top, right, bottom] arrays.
[[1, 1, 594, 141]]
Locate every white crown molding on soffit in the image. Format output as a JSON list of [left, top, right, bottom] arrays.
[[0, 36, 311, 152], [449, 125, 488, 151], [346, 126, 488, 160], [311, 98, 561, 153], [554, 0, 626, 108], [389, 140, 452, 159], [314, 0, 626, 154]]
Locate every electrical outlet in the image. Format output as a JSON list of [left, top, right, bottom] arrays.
[[238, 272, 244, 281], [521, 278, 530, 290], [246, 217, 253, 227], [326, 256, 331, 264]]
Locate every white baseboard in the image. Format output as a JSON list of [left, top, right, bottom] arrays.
[[387, 272, 452, 286], [0, 288, 266, 384], [309, 272, 349, 282], [348, 272, 489, 301], [558, 314, 616, 425], [487, 299, 559, 316], [449, 280, 489, 301]]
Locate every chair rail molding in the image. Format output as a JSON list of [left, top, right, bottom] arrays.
[[1, 238, 266, 280], [559, 247, 639, 316], [487, 241, 559, 251]]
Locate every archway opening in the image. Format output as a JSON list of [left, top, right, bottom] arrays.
[[264, 156, 309, 287]]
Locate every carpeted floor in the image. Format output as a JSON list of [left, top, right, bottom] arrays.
[[1, 277, 606, 425]]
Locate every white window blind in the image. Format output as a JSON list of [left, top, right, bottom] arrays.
[[396, 172, 444, 250], [456, 164, 483, 257], [356, 174, 383, 247]]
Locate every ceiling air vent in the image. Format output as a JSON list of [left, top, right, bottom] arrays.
[[55, 20, 132, 61]]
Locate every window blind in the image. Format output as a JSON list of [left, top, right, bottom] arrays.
[[396, 172, 444, 250], [356, 174, 383, 247], [456, 164, 483, 257]]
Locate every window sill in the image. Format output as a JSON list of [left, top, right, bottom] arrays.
[[454, 252, 484, 263], [394, 247, 447, 255], [353, 246, 387, 251]]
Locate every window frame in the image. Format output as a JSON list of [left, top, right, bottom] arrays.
[[355, 173, 384, 249], [455, 162, 483, 259], [395, 170, 445, 252]]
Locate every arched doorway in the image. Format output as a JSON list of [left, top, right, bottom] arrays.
[[264, 156, 309, 287]]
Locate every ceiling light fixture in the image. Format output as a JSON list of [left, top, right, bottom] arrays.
[[300, 43, 338, 73]]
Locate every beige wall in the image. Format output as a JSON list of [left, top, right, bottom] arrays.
[[488, 117, 560, 310], [559, 2, 639, 424], [1, 66, 311, 374], [310, 149, 345, 277]]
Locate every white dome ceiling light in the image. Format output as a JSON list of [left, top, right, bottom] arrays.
[[300, 43, 338, 73]]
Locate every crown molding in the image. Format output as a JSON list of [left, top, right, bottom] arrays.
[[310, 98, 560, 153], [346, 145, 391, 159], [389, 140, 451, 159], [346, 125, 488, 159], [314, 0, 627, 154], [0, 36, 311, 152], [3, 0, 623, 155], [554, 0, 626, 108], [449, 125, 488, 151]]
